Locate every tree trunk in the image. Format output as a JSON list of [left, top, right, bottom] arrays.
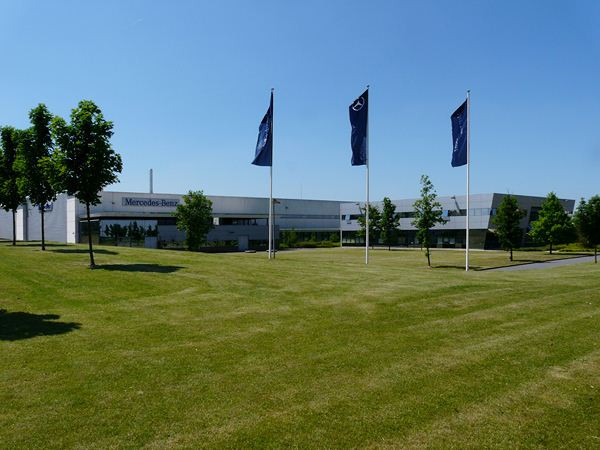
[[426, 248, 431, 267], [388, 244, 391, 251], [41, 207, 46, 251], [12, 209, 16, 246], [86, 202, 96, 268], [549, 242, 553, 254], [510, 248, 513, 261]]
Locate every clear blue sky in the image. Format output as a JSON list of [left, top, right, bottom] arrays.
[[1, 0, 599, 201]]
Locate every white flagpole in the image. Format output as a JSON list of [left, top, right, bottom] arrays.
[[339, 208, 343, 248], [466, 90, 471, 271], [269, 165, 273, 259], [365, 85, 370, 265], [269, 88, 274, 260]]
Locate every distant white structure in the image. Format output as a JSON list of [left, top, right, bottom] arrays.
[[341, 193, 575, 249], [0, 191, 574, 251], [0, 191, 342, 251]]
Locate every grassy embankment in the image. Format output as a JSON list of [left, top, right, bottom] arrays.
[[1, 242, 599, 448]]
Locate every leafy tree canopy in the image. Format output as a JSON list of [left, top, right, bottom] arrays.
[[174, 190, 214, 251], [412, 175, 447, 266], [50, 100, 122, 267], [0, 126, 26, 212], [573, 195, 600, 263], [357, 204, 381, 246], [528, 192, 575, 253], [15, 104, 56, 209], [492, 195, 526, 261], [50, 100, 122, 205], [380, 197, 400, 250]]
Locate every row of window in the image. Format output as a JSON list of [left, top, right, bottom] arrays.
[[218, 215, 338, 225], [283, 214, 339, 220], [344, 208, 498, 223], [219, 218, 259, 226], [341, 229, 491, 248]]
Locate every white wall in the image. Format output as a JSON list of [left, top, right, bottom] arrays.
[[15, 208, 26, 241], [67, 197, 78, 243]]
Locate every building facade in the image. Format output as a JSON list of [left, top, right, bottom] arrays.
[[0, 191, 575, 251], [0, 191, 342, 251], [340, 193, 575, 249]]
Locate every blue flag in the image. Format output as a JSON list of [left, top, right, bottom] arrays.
[[451, 100, 468, 167], [252, 92, 273, 166], [349, 89, 368, 166]]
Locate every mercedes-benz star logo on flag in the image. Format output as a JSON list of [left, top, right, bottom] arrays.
[[352, 97, 365, 111]]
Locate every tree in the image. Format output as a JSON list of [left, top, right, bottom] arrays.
[[411, 175, 447, 267], [131, 221, 140, 242], [146, 224, 158, 238], [282, 229, 298, 247], [380, 197, 401, 250], [0, 127, 26, 246], [288, 229, 297, 246], [528, 192, 575, 254], [174, 190, 214, 251], [14, 104, 56, 251], [573, 196, 600, 263], [492, 195, 526, 261], [49, 100, 122, 267], [357, 204, 381, 248], [106, 223, 127, 246]]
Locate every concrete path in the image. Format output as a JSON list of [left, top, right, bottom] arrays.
[[491, 255, 597, 271]]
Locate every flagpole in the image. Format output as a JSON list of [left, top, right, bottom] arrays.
[[466, 90, 471, 271], [269, 88, 274, 260], [365, 84, 370, 265], [339, 208, 343, 248], [269, 165, 273, 259]]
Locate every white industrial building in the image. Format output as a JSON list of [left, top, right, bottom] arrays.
[[0, 191, 574, 251], [341, 193, 575, 249], [0, 191, 342, 251]]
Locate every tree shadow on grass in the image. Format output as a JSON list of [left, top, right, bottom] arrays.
[[433, 264, 485, 271], [476, 258, 579, 271], [0, 242, 70, 248], [435, 257, 569, 271], [435, 261, 547, 271], [95, 264, 183, 273], [49, 248, 119, 255], [0, 309, 81, 341]]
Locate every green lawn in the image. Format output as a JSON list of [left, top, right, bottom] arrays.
[[1, 242, 599, 448]]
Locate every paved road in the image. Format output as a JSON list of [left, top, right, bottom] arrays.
[[491, 255, 597, 271]]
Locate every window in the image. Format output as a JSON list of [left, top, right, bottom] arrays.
[[529, 207, 541, 223], [220, 218, 258, 226]]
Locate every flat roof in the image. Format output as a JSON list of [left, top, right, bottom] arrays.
[[102, 190, 351, 204]]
